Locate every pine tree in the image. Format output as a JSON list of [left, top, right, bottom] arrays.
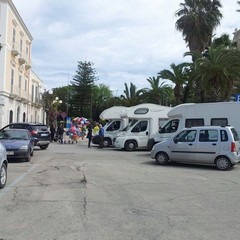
[[71, 61, 97, 118]]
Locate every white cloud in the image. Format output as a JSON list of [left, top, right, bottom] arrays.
[[13, 0, 240, 94]]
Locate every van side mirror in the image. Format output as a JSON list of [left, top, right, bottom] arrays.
[[173, 138, 178, 143]]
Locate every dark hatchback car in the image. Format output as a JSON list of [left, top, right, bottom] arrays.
[[0, 129, 34, 162], [0, 123, 51, 150]]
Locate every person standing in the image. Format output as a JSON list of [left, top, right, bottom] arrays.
[[50, 124, 56, 142], [87, 125, 93, 148], [93, 122, 99, 136], [98, 124, 104, 148], [57, 123, 65, 144]]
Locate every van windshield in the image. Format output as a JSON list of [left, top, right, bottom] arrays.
[[159, 119, 179, 134], [121, 119, 138, 131]]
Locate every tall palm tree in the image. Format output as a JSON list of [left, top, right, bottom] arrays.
[[119, 82, 144, 107], [158, 63, 188, 105], [143, 76, 173, 105], [185, 46, 240, 102], [175, 0, 222, 53]]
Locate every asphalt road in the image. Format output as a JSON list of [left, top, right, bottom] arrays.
[[1, 140, 240, 240]]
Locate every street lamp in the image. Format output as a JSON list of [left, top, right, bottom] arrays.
[[52, 97, 62, 126], [53, 97, 62, 106]]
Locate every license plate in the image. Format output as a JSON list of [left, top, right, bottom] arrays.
[[7, 151, 14, 155], [41, 133, 48, 136]]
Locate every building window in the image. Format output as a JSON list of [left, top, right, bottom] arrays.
[[17, 106, 20, 122], [25, 78, 27, 91], [12, 28, 16, 48], [18, 75, 22, 96], [31, 84, 34, 102], [20, 38, 23, 56], [11, 69, 14, 94], [23, 112, 26, 122], [35, 86, 38, 102], [9, 110, 13, 124], [26, 46, 29, 57]]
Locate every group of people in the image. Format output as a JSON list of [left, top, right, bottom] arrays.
[[50, 122, 104, 148], [50, 123, 65, 143]]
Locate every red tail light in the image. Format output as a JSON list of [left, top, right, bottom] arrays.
[[31, 130, 38, 135], [231, 142, 236, 152]]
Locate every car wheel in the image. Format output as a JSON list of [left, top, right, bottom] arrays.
[[155, 152, 169, 165], [215, 156, 231, 170], [125, 140, 137, 151], [0, 163, 7, 189], [40, 144, 49, 150], [103, 138, 111, 147], [25, 153, 31, 162]]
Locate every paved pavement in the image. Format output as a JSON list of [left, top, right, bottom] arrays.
[[1, 140, 240, 240]]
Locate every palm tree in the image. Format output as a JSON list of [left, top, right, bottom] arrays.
[[158, 63, 188, 105], [175, 0, 222, 53], [185, 46, 240, 102], [143, 76, 173, 105], [91, 84, 114, 120], [119, 82, 144, 107], [211, 33, 237, 49]]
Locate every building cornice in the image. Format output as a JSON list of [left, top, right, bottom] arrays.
[[2, 0, 33, 41]]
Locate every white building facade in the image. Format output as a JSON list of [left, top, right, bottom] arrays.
[[0, 0, 43, 128]]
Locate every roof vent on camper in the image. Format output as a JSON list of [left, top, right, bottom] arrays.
[[134, 108, 149, 115]]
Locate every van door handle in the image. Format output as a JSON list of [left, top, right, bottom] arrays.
[[189, 144, 193, 146], [146, 131, 148, 135], [212, 143, 217, 146]]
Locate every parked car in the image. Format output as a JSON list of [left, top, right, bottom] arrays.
[[0, 129, 35, 162], [151, 126, 240, 170], [0, 142, 8, 189], [0, 123, 51, 150]]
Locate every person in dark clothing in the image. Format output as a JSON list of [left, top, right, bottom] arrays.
[[50, 124, 56, 142], [57, 123, 65, 144], [98, 124, 104, 148], [87, 125, 93, 148]]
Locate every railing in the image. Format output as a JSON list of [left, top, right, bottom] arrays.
[[9, 85, 29, 101], [11, 42, 20, 56]]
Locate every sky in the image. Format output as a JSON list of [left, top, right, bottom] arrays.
[[13, 0, 239, 96]]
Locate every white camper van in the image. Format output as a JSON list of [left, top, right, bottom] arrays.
[[93, 106, 129, 147], [113, 103, 172, 151], [147, 102, 240, 150]]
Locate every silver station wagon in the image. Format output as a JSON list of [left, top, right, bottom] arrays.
[[151, 126, 240, 170]]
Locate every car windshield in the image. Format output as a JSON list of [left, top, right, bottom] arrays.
[[0, 130, 29, 140], [33, 125, 48, 131]]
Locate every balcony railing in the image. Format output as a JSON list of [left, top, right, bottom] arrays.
[[19, 52, 27, 65], [11, 42, 31, 67], [11, 42, 20, 56], [9, 85, 29, 102]]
